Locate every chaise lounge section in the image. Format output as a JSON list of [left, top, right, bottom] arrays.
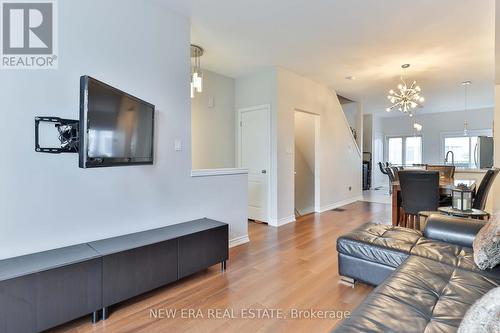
[[334, 214, 500, 332]]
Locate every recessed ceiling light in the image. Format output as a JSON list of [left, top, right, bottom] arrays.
[[345, 76, 356, 80], [462, 80, 471, 85]]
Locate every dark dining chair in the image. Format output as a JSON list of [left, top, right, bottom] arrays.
[[386, 167, 396, 182], [378, 162, 388, 175], [379, 162, 392, 194], [473, 168, 500, 211], [390, 167, 401, 181], [398, 170, 440, 230]]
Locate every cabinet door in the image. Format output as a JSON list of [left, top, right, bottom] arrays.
[[0, 275, 37, 333], [178, 226, 228, 279], [36, 259, 102, 332], [102, 240, 178, 307]]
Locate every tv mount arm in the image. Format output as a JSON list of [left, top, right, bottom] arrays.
[[35, 117, 79, 153]]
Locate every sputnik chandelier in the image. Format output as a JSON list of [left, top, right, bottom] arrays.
[[386, 64, 425, 116]]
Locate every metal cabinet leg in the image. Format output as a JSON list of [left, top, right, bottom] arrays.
[[102, 307, 109, 320], [340, 276, 356, 288], [92, 311, 99, 324], [221, 260, 227, 272]]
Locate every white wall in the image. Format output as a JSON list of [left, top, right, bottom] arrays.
[[494, 85, 500, 212], [0, 0, 248, 259], [343, 103, 357, 131], [192, 69, 236, 169], [362, 114, 373, 186], [372, 115, 386, 187], [363, 114, 373, 154], [277, 68, 362, 220], [341, 102, 363, 150], [234, 67, 362, 225], [235, 69, 278, 223], [380, 108, 493, 164]]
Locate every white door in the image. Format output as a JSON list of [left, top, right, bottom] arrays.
[[238, 105, 270, 222]]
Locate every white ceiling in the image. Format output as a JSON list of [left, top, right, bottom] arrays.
[[160, 0, 495, 115]]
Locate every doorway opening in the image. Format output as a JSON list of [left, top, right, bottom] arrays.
[[294, 110, 320, 218]]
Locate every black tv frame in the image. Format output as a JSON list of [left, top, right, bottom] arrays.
[[79, 76, 155, 168]]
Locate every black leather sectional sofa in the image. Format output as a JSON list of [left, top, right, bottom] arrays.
[[333, 214, 500, 333]]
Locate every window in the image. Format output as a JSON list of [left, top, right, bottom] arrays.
[[387, 136, 422, 165], [388, 137, 403, 165], [405, 136, 422, 165]]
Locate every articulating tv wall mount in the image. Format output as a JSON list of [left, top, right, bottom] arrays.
[[35, 117, 80, 153]]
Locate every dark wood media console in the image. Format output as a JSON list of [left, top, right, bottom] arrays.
[[0, 219, 228, 332]]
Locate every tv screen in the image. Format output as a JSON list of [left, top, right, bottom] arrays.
[[79, 76, 155, 168]]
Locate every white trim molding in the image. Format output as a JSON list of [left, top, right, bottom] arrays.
[[268, 215, 296, 227], [319, 196, 363, 213], [229, 235, 250, 248], [191, 168, 248, 177]]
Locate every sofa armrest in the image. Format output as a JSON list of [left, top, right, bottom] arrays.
[[423, 214, 486, 248]]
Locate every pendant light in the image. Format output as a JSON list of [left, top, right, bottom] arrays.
[[190, 44, 204, 98], [386, 64, 425, 114], [461, 81, 471, 136]]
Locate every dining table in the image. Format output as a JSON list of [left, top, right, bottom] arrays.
[[391, 177, 476, 226]]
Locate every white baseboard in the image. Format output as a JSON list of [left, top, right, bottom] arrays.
[[268, 215, 296, 227], [319, 195, 363, 213], [229, 235, 250, 248]]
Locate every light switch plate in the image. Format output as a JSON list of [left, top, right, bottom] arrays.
[[208, 96, 215, 108]]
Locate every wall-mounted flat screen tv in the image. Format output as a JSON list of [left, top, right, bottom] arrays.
[[79, 76, 155, 168]]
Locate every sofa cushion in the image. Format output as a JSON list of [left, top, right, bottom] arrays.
[[333, 256, 500, 333], [411, 238, 475, 270], [337, 223, 422, 268]]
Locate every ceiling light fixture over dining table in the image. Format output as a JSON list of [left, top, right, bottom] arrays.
[[386, 64, 425, 116]]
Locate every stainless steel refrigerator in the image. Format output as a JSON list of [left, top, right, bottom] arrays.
[[474, 136, 493, 169]]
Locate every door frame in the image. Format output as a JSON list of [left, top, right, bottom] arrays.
[[237, 104, 272, 223], [294, 109, 321, 214]]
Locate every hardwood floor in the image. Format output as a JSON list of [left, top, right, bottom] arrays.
[[51, 201, 391, 333]]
